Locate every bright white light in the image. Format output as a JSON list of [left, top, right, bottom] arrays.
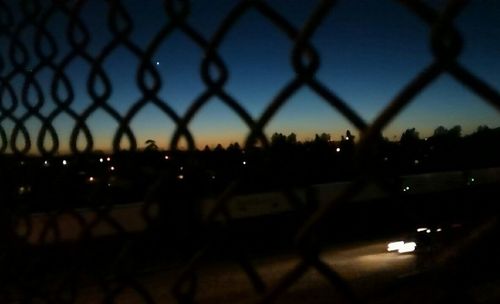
[[177, 175, 184, 180], [345, 136, 350, 140], [110, 166, 115, 171], [336, 148, 341, 152], [89, 177, 94, 182], [44, 160, 49, 166], [387, 241, 405, 252], [62, 160, 67, 166], [417, 227, 428, 232], [106, 157, 111, 162], [164, 155, 169, 160], [156, 61, 160, 66], [99, 158, 104, 163], [471, 178, 475, 182], [426, 229, 431, 233], [18, 186, 27, 195], [398, 242, 416, 253], [387, 241, 417, 253], [436, 228, 442, 232], [242, 161, 246, 165]]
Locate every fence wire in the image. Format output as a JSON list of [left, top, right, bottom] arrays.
[[1, 0, 500, 303]]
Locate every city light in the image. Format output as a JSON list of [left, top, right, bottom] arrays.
[[18, 185, 31, 195], [417, 227, 428, 232], [106, 157, 111, 162], [88, 177, 94, 182], [99, 158, 104, 163], [242, 161, 247, 165], [164, 155, 169, 160], [177, 174, 184, 180], [336, 148, 341, 152], [110, 166, 115, 171], [62, 160, 68, 166]]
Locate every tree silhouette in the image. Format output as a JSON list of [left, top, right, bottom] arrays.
[[449, 125, 462, 138], [400, 128, 420, 144], [271, 132, 287, 146], [315, 133, 331, 143], [227, 142, 241, 152], [214, 144, 225, 152], [287, 133, 297, 145], [144, 139, 159, 151], [433, 126, 448, 137]]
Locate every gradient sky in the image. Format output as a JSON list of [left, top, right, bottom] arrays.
[[1, 0, 500, 153]]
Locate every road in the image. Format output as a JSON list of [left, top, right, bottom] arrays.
[[73, 238, 418, 303]]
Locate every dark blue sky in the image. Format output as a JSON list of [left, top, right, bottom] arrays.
[[2, 0, 500, 152]]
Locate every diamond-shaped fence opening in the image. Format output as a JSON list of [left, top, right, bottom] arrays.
[[1, 0, 500, 303]]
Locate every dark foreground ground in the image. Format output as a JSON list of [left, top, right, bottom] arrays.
[[1, 183, 499, 303]]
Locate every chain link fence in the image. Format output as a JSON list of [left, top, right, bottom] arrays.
[[1, 0, 500, 303]]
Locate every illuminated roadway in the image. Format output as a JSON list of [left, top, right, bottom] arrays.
[[75, 238, 419, 303]]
